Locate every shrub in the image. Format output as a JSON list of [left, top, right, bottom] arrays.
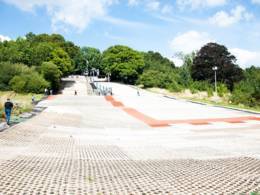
[[168, 80, 182, 92], [9, 76, 26, 93], [137, 70, 161, 88], [207, 87, 214, 97], [10, 72, 49, 93], [218, 83, 229, 97], [41, 62, 62, 91], [138, 69, 181, 90], [231, 67, 260, 108], [0, 62, 26, 90], [190, 81, 212, 93], [231, 81, 257, 107]]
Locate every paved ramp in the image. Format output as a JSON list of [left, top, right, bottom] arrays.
[[0, 76, 260, 194]]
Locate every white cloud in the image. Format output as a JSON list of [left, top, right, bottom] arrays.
[[0, 35, 11, 42], [104, 31, 125, 41], [169, 30, 260, 68], [2, 0, 117, 31], [128, 0, 139, 6], [209, 5, 254, 27], [252, 0, 260, 4], [102, 15, 149, 28], [161, 5, 173, 15], [230, 48, 260, 68], [170, 30, 213, 54], [177, 0, 227, 9], [146, 1, 160, 11], [169, 30, 213, 66]]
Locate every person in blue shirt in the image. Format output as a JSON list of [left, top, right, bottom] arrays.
[[4, 98, 13, 125]]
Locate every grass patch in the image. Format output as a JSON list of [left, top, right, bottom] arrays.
[[0, 91, 44, 118], [251, 192, 260, 195], [188, 97, 260, 112], [146, 87, 260, 113]]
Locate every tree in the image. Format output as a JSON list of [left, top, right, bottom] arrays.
[[0, 40, 23, 63], [231, 66, 260, 107], [28, 42, 54, 66], [41, 62, 62, 91], [49, 48, 73, 76], [77, 47, 102, 74], [102, 45, 145, 84], [62, 41, 81, 67], [192, 42, 244, 90], [175, 52, 195, 87], [143, 51, 175, 72], [25, 33, 80, 68]]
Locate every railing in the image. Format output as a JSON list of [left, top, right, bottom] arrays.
[[87, 76, 113, 96]]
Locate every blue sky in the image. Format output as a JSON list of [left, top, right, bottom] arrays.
[[0, 0, 260, 68]]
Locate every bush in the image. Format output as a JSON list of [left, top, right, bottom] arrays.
[[10, 72, 49, 93], [0, 62, 26, 90], [137, 70, 161, 88], [137, 70, 181, 90], [177, 66, 192, 88], [41, 62, 62, 91], [231, 66, 260, 107], [9, 76, 26, 92], [168, 80, 182, 92], [189, 81, 212, 93], [207, 87, 214, 97], [218, 83, 229, 97], [231, 81, 258, 107]]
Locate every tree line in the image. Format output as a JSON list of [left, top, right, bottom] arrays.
[[0, 33, 259, 108]]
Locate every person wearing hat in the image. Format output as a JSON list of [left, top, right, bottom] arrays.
[[4, 98, 14, 125]]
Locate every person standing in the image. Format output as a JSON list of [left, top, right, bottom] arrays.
[[44, 88, 48, 96], [137, 89, 140, 96], [4, 98, 14, 125], [32, 95, 35, 104]]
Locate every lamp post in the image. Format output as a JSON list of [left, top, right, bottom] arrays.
[[212, 66, 218, 95], [84, 59, 89, 76], [107, 73, 111, 82]]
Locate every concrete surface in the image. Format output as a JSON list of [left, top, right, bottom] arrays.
[[0, 76, 260, 194]]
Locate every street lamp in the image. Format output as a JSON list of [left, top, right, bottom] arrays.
[[107, 73, 111, 82], [85, 59, 89, 76], [212, 66, 218, 95]]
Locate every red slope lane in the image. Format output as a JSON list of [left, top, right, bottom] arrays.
[[105, 96, 260, 127]]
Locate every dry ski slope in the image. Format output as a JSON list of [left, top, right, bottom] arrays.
[[0, 76, 260, 194]]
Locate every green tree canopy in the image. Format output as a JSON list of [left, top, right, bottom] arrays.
[[41, 62, 62, 92], [102, 45, 145, 84], [49, 48, 73, 76], [143, 51, 175, 72], [192, 42, 244, 90], [77, 47, 102, 74], [231, 66, 260, 107]]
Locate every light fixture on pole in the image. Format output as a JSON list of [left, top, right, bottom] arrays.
[[85, 59, 89, 76], [212, 66, 218, 95]]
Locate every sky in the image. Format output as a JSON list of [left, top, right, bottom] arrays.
[[0, 0, 260, 68]]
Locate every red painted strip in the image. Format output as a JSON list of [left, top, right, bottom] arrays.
[[111, 101, 124, 107], [123, 108, 170, 127], [47, 95, 57, 100], [105, 96, 124, 107], [164, 116, 260, 124], [105, 96, 114, 101], [190, 122, 210, 125], [251, 117, 260, 121], [227, 121, 245, 123], [104, 96, 260, 127]]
